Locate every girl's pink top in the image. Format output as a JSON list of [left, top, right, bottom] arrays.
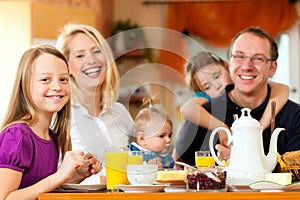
[[0, 123, 58, 188]]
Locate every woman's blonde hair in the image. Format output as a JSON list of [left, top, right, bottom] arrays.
[[0, 45, 71, 157], [56, 23, 120, 108], [133, 97, 172, 138]]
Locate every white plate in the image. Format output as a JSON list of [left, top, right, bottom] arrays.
[[155, 180, 185, 186], [117, 184, 167, 193], [249, 181, 300, 191], [61, 183, 106, 191], [228, 185, 256, 192], [164, 185, 187, 193]]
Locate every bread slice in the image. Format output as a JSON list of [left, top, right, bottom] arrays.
[[282, 150, 300, 166], [156, 170, 186, 182]]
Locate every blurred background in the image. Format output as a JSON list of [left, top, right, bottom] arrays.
[[1, 0, 300, 133]]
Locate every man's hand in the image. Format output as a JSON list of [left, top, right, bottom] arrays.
[[215, 143, 231, 159]]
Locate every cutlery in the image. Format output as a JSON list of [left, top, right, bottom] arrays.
[[271, 101, 276, 133], [270, 101, 286, 166]]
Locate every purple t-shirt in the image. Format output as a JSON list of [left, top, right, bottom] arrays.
[[0, 123, 58, 188]]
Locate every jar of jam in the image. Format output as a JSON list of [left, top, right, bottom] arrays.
[[186, 166, 227, 192]]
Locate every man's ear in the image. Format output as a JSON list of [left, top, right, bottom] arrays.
[[136, 131, 146, 146], [269, 61, 277, 78]]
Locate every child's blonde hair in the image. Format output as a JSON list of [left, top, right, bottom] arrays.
[[0, 45, 71, 158], [133, 97, 172, 138]]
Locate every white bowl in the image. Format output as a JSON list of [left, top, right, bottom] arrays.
[[126, 164, 158, 185]]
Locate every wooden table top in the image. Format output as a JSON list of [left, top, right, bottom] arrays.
[[38, 191, 300, 200]]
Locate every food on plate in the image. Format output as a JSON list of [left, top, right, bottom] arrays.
[[156, 170, 186, 182], [277, 153, 287, 168], [275, 151, 300, 182], [282, 150, 300, 166], [265, 173, 292, 185], [186, 167, 226, 191]]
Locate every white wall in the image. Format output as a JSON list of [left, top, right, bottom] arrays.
[[0, 1, 32, 123], [287, 20, 300, 103]]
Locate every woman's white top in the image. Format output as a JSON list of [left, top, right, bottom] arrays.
[[71, 102, 134, 184]]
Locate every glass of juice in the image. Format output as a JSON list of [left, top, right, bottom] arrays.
[[128, 151, 143, 165], [195, 151, 215, 168], [105, 147, 128, 192]]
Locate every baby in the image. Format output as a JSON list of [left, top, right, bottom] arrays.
[[128, 98, 174, 169]]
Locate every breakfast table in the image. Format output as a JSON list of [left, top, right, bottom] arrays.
[[38, 191, 300, 200]]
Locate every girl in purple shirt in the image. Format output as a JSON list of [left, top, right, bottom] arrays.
[[0, 45, 102, 199]]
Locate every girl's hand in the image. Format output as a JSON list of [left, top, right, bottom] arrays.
[[56, 151, 85, 183], [83, 153, 103, 175], [71, 153, 103, 183]]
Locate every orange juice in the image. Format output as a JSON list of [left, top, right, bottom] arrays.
[[128, 155, 143, 164], [105, 151, 128, 190], [195, 156, 215, 167]]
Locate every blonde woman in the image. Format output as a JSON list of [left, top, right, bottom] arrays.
[[56, 23, 134, 183]]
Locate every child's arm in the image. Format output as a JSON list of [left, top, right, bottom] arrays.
[[181, 97, 228, 145], [259, 82, 289, 130], [0, 151, 84, 200], [181, 97, 227, 130]]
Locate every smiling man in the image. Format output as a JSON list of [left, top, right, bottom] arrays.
[[174, 27, 300, 166]]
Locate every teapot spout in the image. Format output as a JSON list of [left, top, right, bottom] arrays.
[[266, 128, 285, 171]]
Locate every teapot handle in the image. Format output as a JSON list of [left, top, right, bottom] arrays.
[[209, 127, 232, 166]]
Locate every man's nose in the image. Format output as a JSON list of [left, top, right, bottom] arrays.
[[241, 57, 254, 70]]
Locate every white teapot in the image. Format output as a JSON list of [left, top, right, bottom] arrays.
[[209, 108, 285, 185]]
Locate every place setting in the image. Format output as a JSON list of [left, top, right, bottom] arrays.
[[104, 147, 169, 193], [59, 183, 107, 192], [116, 163, 168, 193], [207, 107, 300, 192]]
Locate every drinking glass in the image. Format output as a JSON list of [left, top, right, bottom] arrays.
[[105, 147, 129, 191], [195, 151, 215, 168], [128, 151, 143, 164]]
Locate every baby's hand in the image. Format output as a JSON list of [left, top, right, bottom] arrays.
[[147, 158, 163, 170]]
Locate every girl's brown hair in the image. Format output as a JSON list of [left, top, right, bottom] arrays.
[[185, 51, 228, 92], [0, 45, 71, 157]]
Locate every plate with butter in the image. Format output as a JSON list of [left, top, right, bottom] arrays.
[[249, 181, 300, 191], [249, 173, 300, 191]]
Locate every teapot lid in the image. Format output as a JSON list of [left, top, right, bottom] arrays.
[[232, 108, 261, 128]]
